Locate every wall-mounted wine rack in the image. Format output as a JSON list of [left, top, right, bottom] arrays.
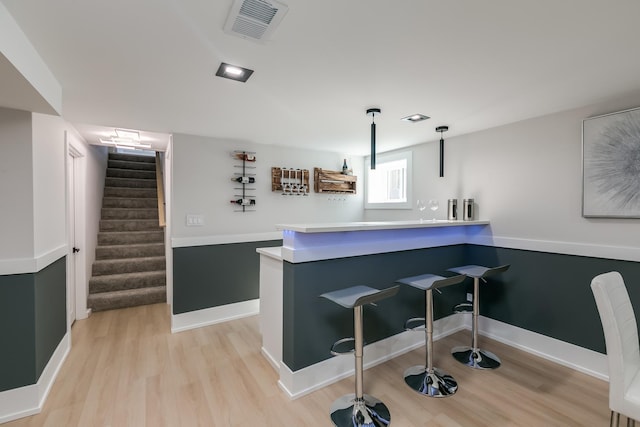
[[313, 168, 357, 194], [271, 167, 310, 196], [231, 150, 256, 212]]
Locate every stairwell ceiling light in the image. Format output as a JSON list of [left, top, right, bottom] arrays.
[[114, 129, 140, 141], [99, 138, 151, 149], [216, 62, 254, 82]]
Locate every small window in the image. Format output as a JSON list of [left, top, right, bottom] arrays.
[[364, 150, 412, 209]]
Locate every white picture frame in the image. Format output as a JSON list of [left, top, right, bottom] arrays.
[[582, 107, 640, 218]]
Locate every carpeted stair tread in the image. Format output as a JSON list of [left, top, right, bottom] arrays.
[[104, 186, 157, 198], [92, 256, 166, 276], [107, 167, 156, 180], [102, 197, 158, 209], [98, 230, 164, 245], [105, 176, 157, 189], [89, 270, 166, 293], [101, 208, 158, 220], [108, 159, 156, 171], [88, 286, 166, 312], [109, 153, 156, 163], [96, 242, 165, 259], [100, 219, 162, 232]]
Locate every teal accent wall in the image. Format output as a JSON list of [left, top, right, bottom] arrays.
[[282, 244, 640, 372], [0, 273, 36, 391], [34, 257, 67, 377], [283, 245, 467, 371], [173, 240, 282, 314], [0, 256, 66, 392], [467, 245, 640, 353]]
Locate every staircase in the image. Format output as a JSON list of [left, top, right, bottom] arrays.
[[88, 152, 166, 312]]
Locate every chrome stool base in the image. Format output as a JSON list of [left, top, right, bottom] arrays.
[[451, 345, 501, 369], [404, 365, 458, 397], [330, 394, 391, 427]]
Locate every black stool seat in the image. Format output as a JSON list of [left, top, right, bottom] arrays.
[[448, 264, 510, 279], [447, 264, 510, 369], [320, 285, 400, 309], [320, 284, 399, 427], [396, 273, 465, 397]]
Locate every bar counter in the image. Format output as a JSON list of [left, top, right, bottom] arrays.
[[257, 220, 490, 398], [276, 220, 489, 263]]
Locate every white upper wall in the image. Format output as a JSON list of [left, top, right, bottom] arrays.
[[365, 90, 640, 259], [171, 133, 364, 244], [0, 107, 33, 261], [32, 113, 67, 258]]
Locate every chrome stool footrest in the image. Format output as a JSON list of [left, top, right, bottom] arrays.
[[330, 394, 391, 427], [404, 317, 426, 331], [451, 345, 501, 369], [330, 337, 356, 356], [453, 302, 473, 313]]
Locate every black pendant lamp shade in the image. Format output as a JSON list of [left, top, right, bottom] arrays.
[[436, 125, 448, 177], [367, 108, 381, 169]]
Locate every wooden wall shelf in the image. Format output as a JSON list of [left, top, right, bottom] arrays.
[[272, 167, 310, 195], [314, 168, 357, 194]]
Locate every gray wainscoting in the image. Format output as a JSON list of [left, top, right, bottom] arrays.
[[172, 240, 282, 314], [468, 245, 640, 353], [0, 256, 66, 392], [282, 244, 640, 372], [283, 245, 467, 371]]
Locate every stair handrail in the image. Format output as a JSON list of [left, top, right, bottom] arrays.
[[155, 152, 166, 227]]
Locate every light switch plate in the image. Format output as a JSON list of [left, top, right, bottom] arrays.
[[186, 214, 204, 226]]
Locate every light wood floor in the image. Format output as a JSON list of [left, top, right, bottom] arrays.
[[5, 303, 611, 426]]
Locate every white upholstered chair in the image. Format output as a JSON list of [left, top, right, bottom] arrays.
[[591, 271, 640, 427]]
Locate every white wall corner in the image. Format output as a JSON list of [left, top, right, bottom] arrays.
[[0, 3, 62, 115], [0, 332, 70, 424]]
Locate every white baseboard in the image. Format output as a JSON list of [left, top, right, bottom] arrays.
[[0, 332, 70, 424], [274, 313, 609, 400], [261, 347, 280, 372], [478, 316, 608, 380], [277, 314, 467, 399], [171, 299, 259, 333]]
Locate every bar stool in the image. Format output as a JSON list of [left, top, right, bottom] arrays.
[[320, 284, 400, 427], [447, 264, 510, 369], [396, 273, 466, 397]]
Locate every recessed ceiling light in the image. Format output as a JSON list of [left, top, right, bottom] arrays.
[[401, 114, 430, 123], [215, 62, 254, 82]]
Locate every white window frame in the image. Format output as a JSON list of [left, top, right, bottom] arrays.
[[364, 150, 413, 209]]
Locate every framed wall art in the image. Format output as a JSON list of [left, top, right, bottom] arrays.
[[582, 107, 640, 218]]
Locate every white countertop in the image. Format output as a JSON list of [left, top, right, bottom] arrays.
[[275, 220, 489, 233], [256, 246, 282, 260]]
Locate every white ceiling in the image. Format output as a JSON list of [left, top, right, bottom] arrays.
[[2, 0, 640, 154]]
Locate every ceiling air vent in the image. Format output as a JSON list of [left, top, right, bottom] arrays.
[[224, 0, 289, 42]]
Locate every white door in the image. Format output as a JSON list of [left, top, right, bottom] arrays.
[[67, 151, 77, 326]]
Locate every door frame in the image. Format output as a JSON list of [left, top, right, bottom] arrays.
[[65, 132, 88, 326]]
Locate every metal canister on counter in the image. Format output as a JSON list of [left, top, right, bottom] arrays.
[[463, 198, 474, 221], [447, 199, 458, 221]]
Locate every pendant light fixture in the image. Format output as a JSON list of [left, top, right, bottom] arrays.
[[367, 108, 381, 169], [436, 125, 449, 177]]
